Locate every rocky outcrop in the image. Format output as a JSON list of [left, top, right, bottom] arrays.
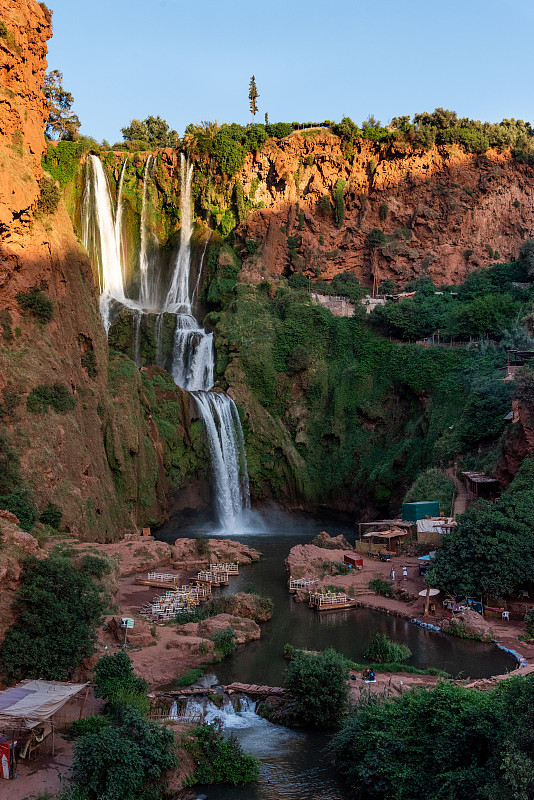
[[234, 133, 534, 289], [0, 2, 209, 540], [0, 0, 51, 232]]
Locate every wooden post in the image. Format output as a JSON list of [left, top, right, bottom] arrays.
[[79, 685, 90, 720], [52, 722, 55, 757]]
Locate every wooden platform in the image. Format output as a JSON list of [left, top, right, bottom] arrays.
[[310, 599, 360, 611], [136, 578, 180, 589]]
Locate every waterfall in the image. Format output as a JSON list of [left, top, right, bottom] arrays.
[[164, 153, 194, 314], [174, 696, 261, 729], [85, 152, 250, 533], [139, 155, 157, 310], [172, 315, 214, 391], [82, 155, 128, 332], [115, 157, 128, 271], [132, 310, 142, 366], [192, 392, 250, 529]]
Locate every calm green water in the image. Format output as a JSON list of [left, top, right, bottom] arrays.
[[156, 506, 516, 800]]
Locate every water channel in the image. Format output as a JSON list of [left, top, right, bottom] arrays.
[[156, 506, 516, 800]]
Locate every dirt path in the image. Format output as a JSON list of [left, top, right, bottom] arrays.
[[447, 467, 468, 516]]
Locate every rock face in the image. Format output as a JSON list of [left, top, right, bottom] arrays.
[[235, 133, 534, 289], [0, 0, 51, 232], [311, 531, 353, 550], [0, 2, 209, 540]]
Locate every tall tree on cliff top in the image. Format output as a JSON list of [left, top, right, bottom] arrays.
[[43, 70, 81, 140], [249, 76, 259, 125]]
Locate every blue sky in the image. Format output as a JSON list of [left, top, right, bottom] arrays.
[[46, 0, 534, 144]]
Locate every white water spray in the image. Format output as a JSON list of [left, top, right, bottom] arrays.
[[85, 152, 250, 532], [165, 153, 194, 314]]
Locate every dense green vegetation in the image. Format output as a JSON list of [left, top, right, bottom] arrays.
[[330, 676, 534, 800], [404, 467, 455, 515], [0, 556, 106, 681], [208, 267, 516, 514], [371, 261, 534, 342], [363, 633, 411, 664], [183, 722, 259, 786], [70, 654, 176, 800], [285, 648, 350, 727], [429, 458, 534, 597], [16, 287, 54, 322]]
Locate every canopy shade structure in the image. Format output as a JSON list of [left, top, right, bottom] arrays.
[[362, 530, 411, 540], [418, 588, 440, 597], [0, 680, 88, 729], [418, 551, 437, 561]]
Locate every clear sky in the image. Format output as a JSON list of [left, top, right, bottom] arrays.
[[45, 0, 534, 144]]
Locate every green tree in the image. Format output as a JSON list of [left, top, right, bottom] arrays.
[[43, 70, 80, 140], [249, 75, 259, 125], [519, 239, 534, 279], [330, 680, 507, 800], [72, 705, 176, 800], [404, 467, 455, 514], [285, 648, 350, 727], [429, 489, 534, 597], [121, 116, 179, 148], [0, 556, 106, 681]]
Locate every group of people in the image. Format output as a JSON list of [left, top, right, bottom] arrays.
[[390, 565, 408, 581], [362, 668, 376, 682]]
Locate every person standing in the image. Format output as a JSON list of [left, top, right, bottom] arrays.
[[402, 565, 408, 580], [390, 567, 395, 581]]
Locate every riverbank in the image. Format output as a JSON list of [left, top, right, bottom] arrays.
[[286, 534, 534, 673]]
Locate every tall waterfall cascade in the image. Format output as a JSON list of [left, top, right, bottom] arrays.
[[82, 152, 250, 532]]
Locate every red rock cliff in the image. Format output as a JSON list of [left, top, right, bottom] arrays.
[[234, 132, 533, 288], [0, 1, 170, 540]]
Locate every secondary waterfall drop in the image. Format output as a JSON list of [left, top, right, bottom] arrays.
[[139, 154, 154, 309], [85, 151, 250, 533], [165, 155, 250, 532], [82, 154, 129, 332]]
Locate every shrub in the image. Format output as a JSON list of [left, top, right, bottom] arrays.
[[379, 203, 389, 221], [0, 21, 7, 37], [72, 706, 176, 800], [0, 556, 106, 680], [39, 501, 62, 529], [211, 626, 237, 659], [37, 175, 61, 215], [81, 351, 98, 378], [245, 238, 258, 255], [16, 288, 53, 322], [175, 667, 204, 686], [93, 652, 148, 705], [79, 554, 112, 578], [27, 383, 76, 413], [525, 607, 534, 637], [514, 365, 534, 403], [363, 633, 411, 664], [285, 648, 350, 727], [318, 194, 332, 217], [367, 228, 386, 247], [184, 722, 259, 786], [333, 178, 346, 228], [69, 715, 110, 737], [369, 578, 393, 596], [0, 487, 37, 531], [404, 468, 455, 516]]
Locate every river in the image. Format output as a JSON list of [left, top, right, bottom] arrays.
[[155, 506, 516, 799]]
